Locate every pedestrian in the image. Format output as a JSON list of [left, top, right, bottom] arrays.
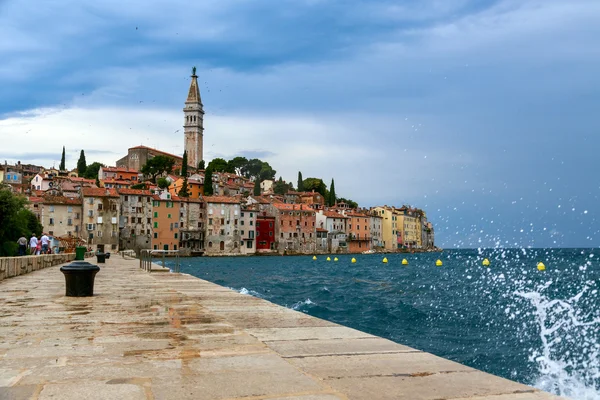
[[29, 234, 38, 255], [40, 233, 50, 254], [35, 240, 42, 255], [17, 236, 27, 256]]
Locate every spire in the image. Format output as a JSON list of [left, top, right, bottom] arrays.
[[186, 66, 202, 104]]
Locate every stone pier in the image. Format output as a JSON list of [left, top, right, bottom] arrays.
[[0, 256, 561, 400]]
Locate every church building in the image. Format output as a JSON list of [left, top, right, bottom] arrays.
[[116, 67, 204, 171]]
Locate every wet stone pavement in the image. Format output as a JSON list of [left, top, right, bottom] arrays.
[[0, 257, 562, 400]]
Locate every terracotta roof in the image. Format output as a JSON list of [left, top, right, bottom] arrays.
[[316, 228, 329, 232], [272, 203, 316, 212], [102, 179, 133, 184], [41, 196, 82, 205], [68, 177, 96, 183], [323, 210, 348, 218], [178, 197, 205, 204], [128, 145, 182, 160], [249, 195, 271, 204], [117, 188, 153, 196], [204, 195, 241, 204], [81, 187, 119, 198], [102, 166, 138, 174]]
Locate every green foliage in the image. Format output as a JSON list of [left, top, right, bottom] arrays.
[[83, 162, 105, 180], [179, 177, 190, 197], [207, 158, 232, 173], [141, 155, 175, 182], [259, 163, 276, 181], [273, 177, 292, 195], [297, 172, 304, 192], [157, 177, 170, 189], [253, 178, 261, 196], [59, 146, 66, 170], [77, 150, 87, 176], [302, 178, 327, 197], [328, 178, 336, 206], [198, 160, 205, 170], [130, 183, 147, 190], [203, 168, 214, 195], [0, 188, 42, 256], [337, 197, 358, 208], [181, 150, 188, 177], [228, 157, 248, 176]]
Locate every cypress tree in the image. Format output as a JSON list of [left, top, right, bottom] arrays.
[[198, 160, 205, 170], [253, 178, 261, 196], [329, 178, 336, 206], [77, 150, 87, 176], [179, 177, 190, 197], [203, 168, 213, 195], [59, 146, 66, 170], [181, 150, 188, 177], [297, 171, 304, 192]]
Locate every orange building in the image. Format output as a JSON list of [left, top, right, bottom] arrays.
[[346, 211, 372, 253], [169, 177, 204, 198], [151, 195, 181, 251]]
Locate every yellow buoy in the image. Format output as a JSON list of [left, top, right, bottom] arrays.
[[382, 257, 388, 263], [326, 257, 331, 261], [436, 259, 443, 267], [334, 257, 338, 262], [482, 258, 490, 267], [402, 259, 408, 265], [351, 258, 357, 263], [537, 262, 546, 271], [312, 256, 317, 260]]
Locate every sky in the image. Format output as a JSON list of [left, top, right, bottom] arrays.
[[1, 0, 599, 248]]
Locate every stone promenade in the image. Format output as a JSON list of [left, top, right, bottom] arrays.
[[0, 257, 561, 400]]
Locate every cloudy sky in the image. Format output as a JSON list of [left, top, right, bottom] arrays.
[[1, 0, 599, 248]]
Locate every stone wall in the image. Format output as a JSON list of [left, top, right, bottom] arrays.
[[0, 253, 92, 282]]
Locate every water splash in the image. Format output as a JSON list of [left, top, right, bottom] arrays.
[[291, 298, 315, 311], [516, 281, 600, 399]]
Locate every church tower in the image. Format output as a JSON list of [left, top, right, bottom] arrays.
[[183, 67, 204, 169]]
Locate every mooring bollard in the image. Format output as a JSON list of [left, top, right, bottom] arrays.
[[96, 252, 106, 264], [60, 261, 100, 297]]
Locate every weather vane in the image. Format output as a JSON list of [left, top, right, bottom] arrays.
[[192, 66, 196, 76]]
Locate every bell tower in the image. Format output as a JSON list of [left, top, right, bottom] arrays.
[[183, 66, 204, 169]]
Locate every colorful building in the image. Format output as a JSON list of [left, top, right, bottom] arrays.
[[152, 192, 181, 251], [256, 213, 276, 252]]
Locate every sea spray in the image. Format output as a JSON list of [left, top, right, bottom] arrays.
[[516, 281, 600, 399]]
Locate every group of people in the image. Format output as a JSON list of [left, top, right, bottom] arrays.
[[17, 233, 54, 256]]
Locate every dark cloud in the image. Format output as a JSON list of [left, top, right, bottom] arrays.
[[236, 150, 277, 159]]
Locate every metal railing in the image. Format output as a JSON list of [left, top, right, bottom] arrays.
[[139, 249, 181, 273]]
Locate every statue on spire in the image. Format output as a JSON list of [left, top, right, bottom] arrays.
[[192, 66, 197, 76]]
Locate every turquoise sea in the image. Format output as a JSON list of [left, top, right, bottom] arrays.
[[164, 249, 599, 399]]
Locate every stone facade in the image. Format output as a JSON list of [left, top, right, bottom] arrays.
[[81, 188, 120, 253], [116, 146, 183, 172], [370, 213, 384, 249], [239, 208, 257, 255], [183, 70, 204, 169], [204, 196, 242, 256], [36, 196, 83, 239], [118, 189, 154, 254], [179, 198, 205, 255], [271, 203, 316, 254]]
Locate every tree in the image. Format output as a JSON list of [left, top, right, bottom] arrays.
[[83, 162, 105, 180], [259, 163, 276, 181], [0, 187, 42, 256], [141, 155, 175, 182], [329, 178, 336, 206], [273, 177, 291, 195], [253, 178, 261, 195], [157, 177, 170, 189], [245, 159, 264, 178], [206, 158, 231, 173], [203, 168, 214, 195], [130, 183, 147, 190], [302, 178, 327, 197], [59, 146, 66, 170], [337, 197, 358, 208], [77, 150, 87, 176], [297, 172, 304, 192], [228, 156, 248, 176], [181, 150, 188, 177], [198, 160, 205, 170], [178, 178, 190, 197]]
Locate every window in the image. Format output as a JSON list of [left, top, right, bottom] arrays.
[[124, 196, 129, 201], [97, 203, 103, 211], [209, 218, 213, 225], [241, 220, 245, 225], [241, 212, 245, 217], [168, 213, 171, 219], [48, 205, 54, 212], [164, 244, 169, 250], [67, 206, 72, 213], [75, 212, 80, 219], [269, 231, 273, 237], [174, 233, 178, 239], [234, 219, 238, 225], [137, 217, 142, 224], [246, 241, 252, 249], [123, 216, 128, 223], [153, 233, 158, 239], [147, 218, 151, 223], [154, 222, 158, 228], [153, 201, 159, 207], [67, 218, 72, 226], [249, 231, 254, 239], [153, 245, 157, 250], [220, 218, 224, 224], [153, 212, 158, 218], [250, 213, 253, 217], [250, 221, 253, 226], [49, 218, 54, 225], [269, 222, 273, 228]]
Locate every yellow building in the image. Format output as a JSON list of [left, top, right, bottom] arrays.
[[371, 206, 398, 250], [169, 178, 203, 199], [395, 207, 420, 248]]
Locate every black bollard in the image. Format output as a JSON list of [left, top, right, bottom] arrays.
[[60, 261, 100, 297], [96, 253, 106, 263]]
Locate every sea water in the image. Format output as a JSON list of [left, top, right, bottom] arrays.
[[164, 249, 599, 399]]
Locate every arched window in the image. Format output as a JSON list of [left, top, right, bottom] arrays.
[[208, 241, 213, 248], [219, 241, 225, 251]]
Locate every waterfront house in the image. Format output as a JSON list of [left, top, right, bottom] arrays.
[[256, 212, 276, 252], [151, 192, 180, 251], [271, 203, 316, 254], [203, 196, 242, 255], [81, 187, 120, 253], [118, 189, 154, 253], [178, 197, 206, 255], [239, 207, 257, 254]]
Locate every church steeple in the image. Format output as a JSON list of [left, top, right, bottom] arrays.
[[183, 66, 204, 169]]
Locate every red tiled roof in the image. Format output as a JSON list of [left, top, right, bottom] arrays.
[[102, 179, 132, 184], [272, 203, 316, 212], [41, 196, 82, 205], [323, 210, 348, 218], [68, 177, 96, 183], [204, 195, 241, 204], [81, 187, 119, 198], [102, 166, 139, 173], [117, 188, 153, 196]]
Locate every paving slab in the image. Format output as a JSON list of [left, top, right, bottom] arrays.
[[0, 257, 562, 399]]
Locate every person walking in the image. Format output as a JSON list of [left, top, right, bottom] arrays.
[[40, 233, 50, 254], [29, 234, 38, 255], [17, 236, 27, 256]]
